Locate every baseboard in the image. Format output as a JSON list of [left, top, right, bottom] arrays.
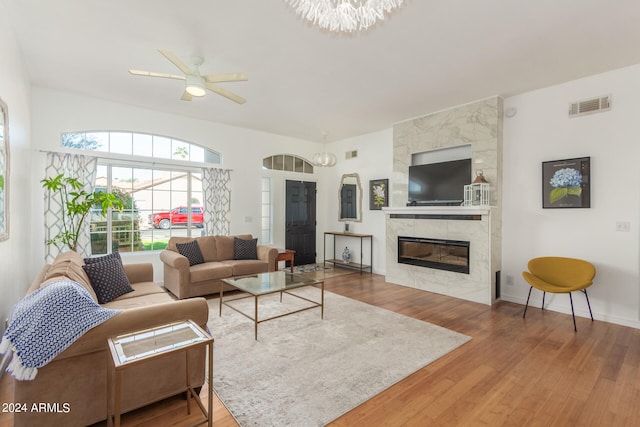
[[500, 295, 640, 330]]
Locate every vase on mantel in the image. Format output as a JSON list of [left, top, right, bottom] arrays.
[[342, 247, 351, 264]]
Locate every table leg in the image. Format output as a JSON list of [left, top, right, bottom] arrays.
[[290, 255, 294, 273], [219, 281, 223, 316], [107, 358, 112, 427], [208, 341, 213, 427], [321, 281, 325, 319], [254, 295, 259, 340], [185, 351, 191, 415], [114, 370, 121, 427]]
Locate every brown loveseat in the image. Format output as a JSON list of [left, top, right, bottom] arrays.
[[160, 234, 278, 299], [12, 251, 209, 427]]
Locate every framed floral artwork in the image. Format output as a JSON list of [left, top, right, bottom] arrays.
[[542, 157, 590, 208], [369, 179, 388, 210]]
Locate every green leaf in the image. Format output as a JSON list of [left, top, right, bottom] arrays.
[[567, 186, 582, 197], [549, 187, 568, 204]]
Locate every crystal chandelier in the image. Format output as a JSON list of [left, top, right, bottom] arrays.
[[284, 0, 405, 32], [312, 132, 337, 167]]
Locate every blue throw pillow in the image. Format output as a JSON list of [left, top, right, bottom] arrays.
[[234, 237, 258, 260], [82, 256, 134, 304], [84, 252, 121, 265], [176, 240, 205, 266]]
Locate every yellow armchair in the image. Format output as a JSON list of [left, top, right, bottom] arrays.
[[522, 256, 595, 331]]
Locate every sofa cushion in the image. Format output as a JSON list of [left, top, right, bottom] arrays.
[[189, 262, 233, 283], [222, 259, 269, 276], [196, 236, 217, 262], [234, 237, 258, 260], [83, 257, 134, 304], [102, 291, 176, 310], [215, 234, 252, 261], [43, 251, 97, 302], [176, 241, 205, 266], [113, 282, 167, 300]]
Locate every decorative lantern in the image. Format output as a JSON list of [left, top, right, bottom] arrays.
[[464, 170, 490, 206]]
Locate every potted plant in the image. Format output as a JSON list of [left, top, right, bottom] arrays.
[[41, 173, 123, 252]]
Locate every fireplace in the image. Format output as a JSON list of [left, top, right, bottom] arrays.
[[398, 236, 470, 274]]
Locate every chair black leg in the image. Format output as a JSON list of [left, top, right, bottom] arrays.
[[569, 292, 577, 332], [542, 291, 546, 310], [523, 286, 533, 318], [582, 289, 594, 321]]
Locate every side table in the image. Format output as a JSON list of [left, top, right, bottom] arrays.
[[275, 249, 296, 273], [107, 320, 213, 427]]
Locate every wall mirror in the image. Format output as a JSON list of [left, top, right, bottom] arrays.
[[0, 97, 8, 242], [339, 173, 362, 222]]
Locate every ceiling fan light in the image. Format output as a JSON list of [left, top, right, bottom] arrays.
[[185, 75, 206, 97]]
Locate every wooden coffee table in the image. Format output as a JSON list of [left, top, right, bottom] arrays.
[[220, 271, 323, 340]]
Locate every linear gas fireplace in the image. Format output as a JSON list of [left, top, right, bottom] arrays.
[[398, 236, 470, 274]]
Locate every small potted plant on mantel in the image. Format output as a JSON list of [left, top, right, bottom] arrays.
[[41, 174, 123, 252]]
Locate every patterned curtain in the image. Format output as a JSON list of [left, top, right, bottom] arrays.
[[202, 167, 231, 236], [44, 152, 98, 262]]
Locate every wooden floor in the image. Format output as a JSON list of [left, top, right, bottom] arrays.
[[2, 272, 640, 426]]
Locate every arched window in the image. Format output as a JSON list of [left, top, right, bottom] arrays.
[[62, 131, 218, 253], [262, 154, 314, 173], [62, 131, 221, 163]]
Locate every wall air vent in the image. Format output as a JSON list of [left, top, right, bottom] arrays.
[[569, 95, 611, 117], [345, 150, 358, 159]]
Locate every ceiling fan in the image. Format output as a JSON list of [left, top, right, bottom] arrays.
[[129, 49, 247, 104]]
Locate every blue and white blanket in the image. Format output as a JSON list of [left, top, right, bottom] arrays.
[[0, 279, 121, 380]]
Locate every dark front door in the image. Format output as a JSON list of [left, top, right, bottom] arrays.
[[285, 180, 317, 266]]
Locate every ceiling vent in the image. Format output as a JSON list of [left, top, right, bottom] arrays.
[[345, 150, 358, 159], [569, 95, 611, 117]]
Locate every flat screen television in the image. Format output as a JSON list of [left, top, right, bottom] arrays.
[[408, 158, 471, 206]]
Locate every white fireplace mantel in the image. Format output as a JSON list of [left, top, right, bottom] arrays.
[[382, 206, 491, 216]]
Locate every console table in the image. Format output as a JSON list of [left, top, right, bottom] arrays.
[[323, 231, 373, 274]]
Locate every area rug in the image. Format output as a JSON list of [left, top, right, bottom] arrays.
[[207, 288, 470, 427], [292, 263, 331, 273], [292, 263, 355, 279]]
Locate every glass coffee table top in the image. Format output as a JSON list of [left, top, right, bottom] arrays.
[[109, 320, 210, 366], [220, 271, 325, 340], [222, 271, 321, 296]]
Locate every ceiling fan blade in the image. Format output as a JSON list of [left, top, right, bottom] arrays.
[[205, 82, 246, 104], [180, 90, 193, 102], [203, 72, 248, 83], [129, 69, 186, 80], [158, 49, 193, 75]]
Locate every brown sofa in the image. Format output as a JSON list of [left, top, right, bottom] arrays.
[[160, 234, 278, 299], [12, 251, 209, 427]]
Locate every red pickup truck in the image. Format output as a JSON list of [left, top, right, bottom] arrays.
[[151, 206, 204, 229]]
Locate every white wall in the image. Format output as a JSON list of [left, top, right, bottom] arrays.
[[501, 64, 640, 328], [29, 88, 328, 281], [0, 2, 32, 327], [324, 129, 393, 275]]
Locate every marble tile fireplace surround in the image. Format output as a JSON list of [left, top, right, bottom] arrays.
[[386, 97, 503, 306], [385, 206, 497, 305]]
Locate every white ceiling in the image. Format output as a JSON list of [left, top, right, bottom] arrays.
[[6, 0, 640, 142]]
